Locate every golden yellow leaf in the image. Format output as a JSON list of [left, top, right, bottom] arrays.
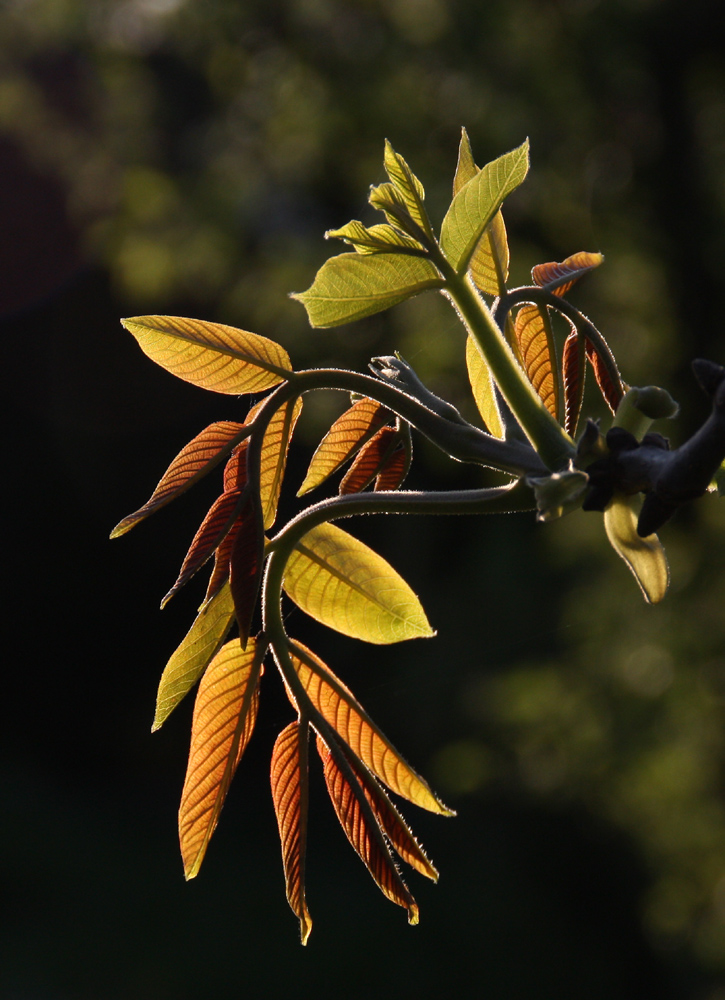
[[122, 315, 292, 394], [270, 721, 312, 945], [178, 638, 263, 879], [285, 641, 453, 816], [513, 304, 559, 419]]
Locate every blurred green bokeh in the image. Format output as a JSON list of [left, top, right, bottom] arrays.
[[3, 0, 725, 996]]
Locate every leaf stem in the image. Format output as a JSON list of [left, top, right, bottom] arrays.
[[430, 256, 575, 469]]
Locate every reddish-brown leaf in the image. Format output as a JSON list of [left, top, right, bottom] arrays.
[[223, 440, 249, 492], [110, 421, 246, 538], [562, 328, 586, 438], [270, 721, 312, 944], [532, 251, 604, 297], [284, 641, 452, 815], [374, 442, 410, 491], [513, 304, 559, 419], [324, 733, 437, 880], [297, 397, 391, 496], [229, 493, 265, 647], [585, 337, 625, 414], [316, 735, 419, 923], [178, 638, 263, 879], [339, 426, 400, 494], [162, 490, 244, 607]]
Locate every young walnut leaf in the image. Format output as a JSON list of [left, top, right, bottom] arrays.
[[110, 421, 246, 538], [562, 328, 586, 438], [316, 734, 419, 924], [440, 139, 529, 274], [513, 304, 559, 419], [382, 139, 434, 241], [229, 492, 266, 647], [465, 335, 505, 438], [317, 733, 438, 881], [270, 720, 312, 945], [285, 641, 452, 815], [283, 522, 435, 644], [532, 251, 604, 297], [604, 494, 669, 604], [585, 337, 625, 414], [298, 397, 391, 496], [291, 253, 443, 328], [178, 638, 264, 879], [326, 220, 424, 256], [259, 398, 303, 529], [122, 316, 292, 394], [339, 426, 403, 494], [161, 489, 245, 608], [152, 582, 235, 732], [453, 129, 510, 296], [373, 439, 410, 491]]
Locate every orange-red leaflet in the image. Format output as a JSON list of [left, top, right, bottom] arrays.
[[339, 425, 402, 494], [161, 489, 245, 608], [110, 421, 246, 538], [178, 637, 264, 879], [316, 734, 419, 923], [298, 397, 391, 496], [513, 304, 559, 419], [286, 641, 453, 816], [271, 720, 312, 944], [531, 251, 604, 298]]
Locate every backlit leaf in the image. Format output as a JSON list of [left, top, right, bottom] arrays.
[[161, 489, 244, 608], [229, 492, 265, 647], [317, 734, 438, 881], [382, 139, 433, 240], [453, 131, 509, 296], [532, 251, 604, 297], [203, 517, 240, 605], [326, 220, 424, 255], [179, 638, 263, 879], [291, 254, 443, 328], [298, 397, 390, 496], [585, 336, 625, 414], [259, 398, 303, 530], [339, 426, 400, 494], [374, 440, 410, 491], [465, 335, 504, 438], [440, 139, 529, 274], [223, 440, 249, 492], [286, 641, 452, 815], [316, 735, 419, 923], [110, 421, 246, 538], [152, 582, 235, 732], [604, 494, 669, 604], [270, 720, 312, 945], [122, 315, 292, 394], [562, 328, 585, 438], [283, 522, 434, 644], [513, 304, 559, 419]]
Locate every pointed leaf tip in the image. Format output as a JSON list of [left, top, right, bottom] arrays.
[[121, 315, 292, 394]]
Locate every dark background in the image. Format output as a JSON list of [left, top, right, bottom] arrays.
[[3, 1, 725, 997]]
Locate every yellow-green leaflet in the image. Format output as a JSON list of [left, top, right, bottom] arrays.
[[291, 254, 442, 328], [152, 582, 236, 731], [440, 140, 529, 274], [283, 522, 434, 643], [604, 494, 669, 604]]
